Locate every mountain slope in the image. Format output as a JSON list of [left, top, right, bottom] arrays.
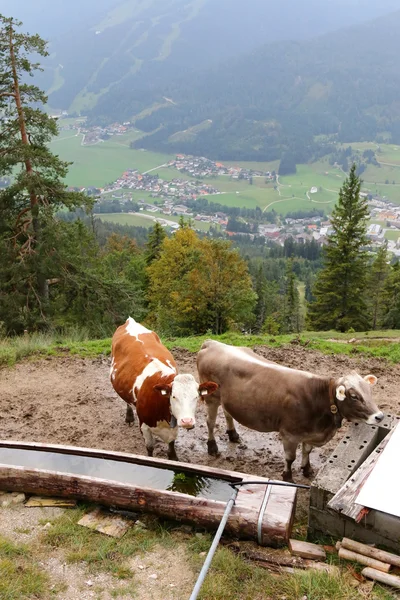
[[16, 0, 399, 113], [122, 9, 400, 161]]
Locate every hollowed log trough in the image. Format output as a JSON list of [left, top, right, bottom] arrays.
[[0, 441, 296, 547]]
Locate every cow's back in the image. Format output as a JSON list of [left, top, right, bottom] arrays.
[[111, 318, 176, 405]]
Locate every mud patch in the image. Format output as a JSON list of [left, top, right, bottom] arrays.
[[0, 347, 399, 486]]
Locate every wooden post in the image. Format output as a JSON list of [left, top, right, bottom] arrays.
[[338, 548, 391, 573], [362, 567, 400, 589], [341, 538, 400, 568]]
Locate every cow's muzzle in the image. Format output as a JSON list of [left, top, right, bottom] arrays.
[[366, 411, 384, 425], [179, 418, 195, 429]]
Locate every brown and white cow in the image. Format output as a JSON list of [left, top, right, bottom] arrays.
[[111, 318, 217, 460], [197, 340, 384, 481]]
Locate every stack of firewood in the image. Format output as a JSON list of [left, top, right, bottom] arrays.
[[337, 537, 400, 589]]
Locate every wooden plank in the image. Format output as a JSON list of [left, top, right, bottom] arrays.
[[327, 428, 394, 520], [0, 464, 296, 547], [288, 539, 326, 561], [341, 537, 400, 568], [338, 548, 391, 573], [25, 496, 76, 508], [362, 567, 400, 589], [78, 507, 131, 538]]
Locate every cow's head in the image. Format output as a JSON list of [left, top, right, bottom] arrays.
[[154, 375, 218, 429], [334, 371, 383, 425]]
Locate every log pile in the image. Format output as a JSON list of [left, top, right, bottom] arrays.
[[336, 537, 400, 589]]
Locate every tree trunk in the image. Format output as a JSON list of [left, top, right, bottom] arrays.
[[9, 24, 48, 307]]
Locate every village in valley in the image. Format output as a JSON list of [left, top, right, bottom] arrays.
[[58, 119, 400, 257]]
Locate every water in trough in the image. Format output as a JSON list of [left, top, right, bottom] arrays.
[[0, 447, 234, 502]]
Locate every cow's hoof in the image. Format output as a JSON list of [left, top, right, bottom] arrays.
[[227, 429, 240, 443], [125, 406, 135, 425], [168, 453, 179, 461], [282, 471, 294, 483], [207, 440, 220, 457], [147, 448, 154, 457], [302, 464, 314, 479]]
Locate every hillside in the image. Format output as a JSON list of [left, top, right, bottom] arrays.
[[117, 9, 400, 161], [16, 0, 398, 115]]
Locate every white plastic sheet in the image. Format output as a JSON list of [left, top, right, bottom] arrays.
[[355, 422, 400, 518]]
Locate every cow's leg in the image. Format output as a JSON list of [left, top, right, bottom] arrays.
[[140, 424, 155, 457], [168, 441, 178, 461], [224, 409, 240, 443], [206, 400, 220, 457], [281, 436, 298, 482], [301, 442, 314, 478], [125, 405, 135, 426]]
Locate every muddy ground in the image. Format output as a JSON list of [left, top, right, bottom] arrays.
[[1, 344, 399, 487]]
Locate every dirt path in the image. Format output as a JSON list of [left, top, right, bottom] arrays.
[[1, 345, 399, 484]]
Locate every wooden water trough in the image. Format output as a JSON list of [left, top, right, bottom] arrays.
[[0, 441, 297, 547]]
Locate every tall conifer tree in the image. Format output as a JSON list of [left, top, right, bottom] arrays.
[[308, 165, 369, 331], [0, 16, 90, 329]]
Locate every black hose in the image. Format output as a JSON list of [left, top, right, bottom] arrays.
[[229, 479, 310, 490]]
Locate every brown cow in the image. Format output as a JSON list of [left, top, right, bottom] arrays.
[[197, 340, 383, 481], [111, 318, 217, 460]]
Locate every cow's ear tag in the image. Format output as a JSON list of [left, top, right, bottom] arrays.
[[331, 405, 338, 414], [200, 389, 208, 396], [336, 385, 346, 401], [160, 390, 168, 396]]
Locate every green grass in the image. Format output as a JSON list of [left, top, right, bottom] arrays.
[[187, 542, 395, 600], [1, 329, 400, 368], [40, 505, 172, 579], [0, 535, 49, 599], [384, 229, 400, 241]]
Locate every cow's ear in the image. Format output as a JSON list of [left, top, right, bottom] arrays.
[[199, 381, 219, 397], [364, 374, 377, 386], [336, 385, 346, 402], [154, 384, 172, 397]]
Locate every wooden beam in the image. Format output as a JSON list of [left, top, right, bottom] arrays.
[[288, 539, 326, 561], [341, 538, 400, 568], [327, 429, 394, 520], [362, 567, 400, 589]]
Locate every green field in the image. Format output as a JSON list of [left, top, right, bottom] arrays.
[[49, 126, 173, 188], [384, 229, 400, 241], [96, 211, 213, 231]]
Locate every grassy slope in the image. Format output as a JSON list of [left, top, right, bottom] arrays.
[[0, 509, 395, 600], [1, 330, 400, 368]]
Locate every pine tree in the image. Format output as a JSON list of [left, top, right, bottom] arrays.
[[367, 242, 389, 330], [282, 259, 301, 333], [308, 165, 369, 332], [0, 16, 89, 328], [381, 262, 400, 329], [145, 222, 166, 265]]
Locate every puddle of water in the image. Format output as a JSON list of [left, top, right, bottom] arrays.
[[0, 448, 233, 502]]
